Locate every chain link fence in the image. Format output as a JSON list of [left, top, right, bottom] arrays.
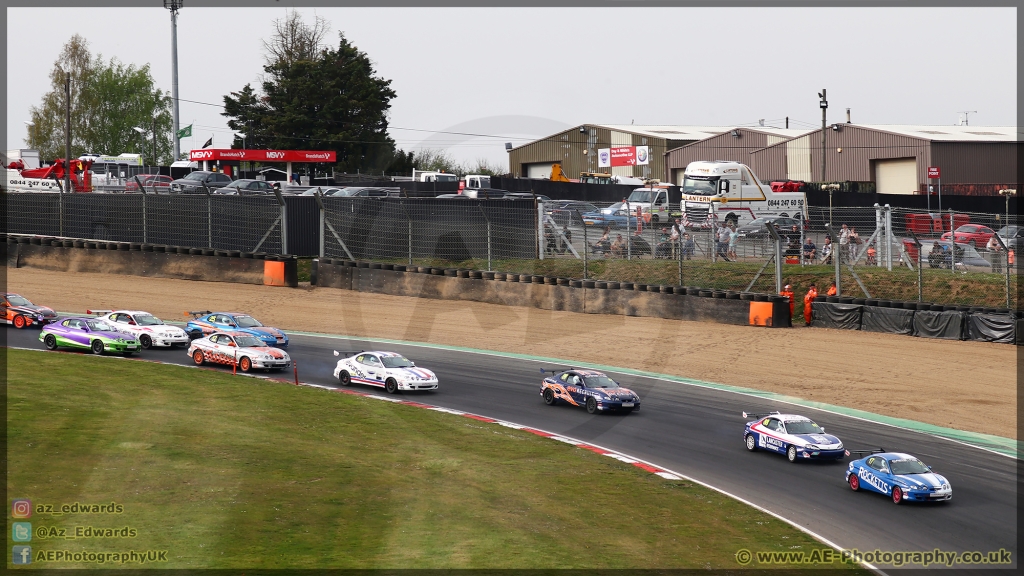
[[5, 192, 283, 254]]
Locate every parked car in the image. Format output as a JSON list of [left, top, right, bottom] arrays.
[[168, 171, 233, 194], [125, 174, 173, 192], [299, 187, 345, 196], [734, 216, 805, 239], [940, 224, 995, 248], [331, 187, 396, 197], [995, 225, 1024, 252], [581, 202, 634, 228], [435, 194, 473, 199], [547, 201, 599, 226], [904, 240, 993, 272], [503, 192, 551, 201], [215, 179, 276, 196]]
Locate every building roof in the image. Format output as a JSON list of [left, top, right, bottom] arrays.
[[838, 124, 1019, 142], [593, 125, 739, 140]]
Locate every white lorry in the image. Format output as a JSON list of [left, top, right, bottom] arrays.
[[624, 184, 672, 224], [678, 160, 807, 228]]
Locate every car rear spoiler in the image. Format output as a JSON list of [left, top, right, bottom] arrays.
[[85, 309, 112, 316], [333, 350, 365, 357], [742, 411, 781, 419], [185, 310, 213, 319], [845, 448, 886, 457]]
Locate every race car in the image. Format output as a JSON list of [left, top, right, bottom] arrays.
[[187, 331, 292, 372], [846, 451, 952, 504], [2, 293, 57, 328], [185, 311, 289, 347], [332, 350, 438, 393], [540, 368, 640, 414], [743, 411, 845, 462], [39, 316, 140, 356], [87, 309, 190, 349]]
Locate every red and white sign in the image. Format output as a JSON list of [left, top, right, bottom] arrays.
[[927, 166, 941, 179], [188, 149, 336, 163], [597, 146, 650, 168]]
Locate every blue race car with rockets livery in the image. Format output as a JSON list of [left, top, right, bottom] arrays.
[[185, 311, 288, 347], [540, 368, 640, 414], [846, 451, 952, 504], [743, 411, 845, 462]]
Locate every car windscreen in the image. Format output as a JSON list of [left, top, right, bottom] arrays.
[[234, 335, 264, 347], [582, 375, 619, 388], [6, 295, 32, 306], [134, 314, 163, 326], [890, 458, 930, 475], [183, 172, 206, 181], [233, 315, 263, 328], [85, 319, 115, 331], [628, 189, 653, 202], [602, 202, 625, 214], [784, 420, 823, 434], [380, 355, 414, 368]]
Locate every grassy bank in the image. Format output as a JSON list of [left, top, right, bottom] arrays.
[[6, 350, 860, 570]]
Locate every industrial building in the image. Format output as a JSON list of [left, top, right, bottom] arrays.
[[665, 124, 1019, 195], [507, 125, 737, 182], [663, 127, 813, 185]]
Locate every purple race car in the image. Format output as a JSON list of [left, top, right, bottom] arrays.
[[39, 316, 140, 356]]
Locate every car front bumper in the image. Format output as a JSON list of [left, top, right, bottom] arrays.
[[903, 488, 952, 501], [252, 358, 291, 369], [799, 448, 845, 460], [596, 400, 639, 411], [105, 341, 139, 352], [152, 335, 191, 347], [398, 380, 438, 391]]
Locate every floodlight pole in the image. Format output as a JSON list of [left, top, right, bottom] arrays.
[[819, 89, 827, 184], [165, 0, 183, 160]]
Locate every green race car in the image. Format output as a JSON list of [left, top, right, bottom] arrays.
[[40, 316, 140, 356]]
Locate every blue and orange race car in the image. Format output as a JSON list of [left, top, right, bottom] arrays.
[[185, 311, 289, 347], [540, 368, 640, 414]]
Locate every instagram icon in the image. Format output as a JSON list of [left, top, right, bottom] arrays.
[[11, 499, 31, 518]]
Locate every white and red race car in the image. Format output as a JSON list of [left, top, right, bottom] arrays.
[[332, 350, 438, 393], [88, 309, 191, 349], [188, 330, 292, 372]]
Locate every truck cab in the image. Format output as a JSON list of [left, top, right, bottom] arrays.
[[415, 171, 459, 183], [464, 174, 491, 189], [625, 185, 671, 224], [679, 160, 806, 229]]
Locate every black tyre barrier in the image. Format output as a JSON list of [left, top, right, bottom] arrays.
[[852, 298, 866, 305], [713, 291, 727, 299], [252, 253, 266, 260], [175, 246, 189, 254], [739, 292, 755, 301], [505, 273, 518, 281], [826, 296, 839, 303], [6, 237, 15, 245], [864, 298, 879, 306], [838, 296, 854, 304], [929, 304, 945, 311], [73, 240, 85, 248], [201, 248, 214, 256], [661, 286, 675, 294], [686, 287, 701, 296], [18, 237, 32, 245], [606, 282, 620, 290], [619, 282, 634, 290], [84, 242, 97, 249], [391, 264, 405, 271], [699, 289, 714, 297], [635, 284, 648, 292], [556, 277, 570, 286], [957, 306, 971, 312], [266, 255, 279, 262], [142, 244, 155, 252], [30, 237, 42, 245], [582, 280, 595, 288], [726, 291, 740, 300], [875, 300, 891, 307], [544, 276, 558, 285], [228, 250, 241, 258], [109, 243, 122, 251], [595, 281, 608, 289], [902, 301, 918, 311], [240, 252, 253, 258], [369, 262, 383, 270], [470, 270, 483, 279], [430, 267, 446, 275], [482, 271, 495, 280], [187, 248, 202, 255], [942, 305, 959, 312], [753, 293, 769, 302], [130, 242, 143, 251], [381, 263, 395, 271], [913, 302, 930, 311], [532, 275, 545, 284], [214, 249, 229, 257], [520, 275, 533, 283], [49, 240, 61, 247], [443, 269, 458, 277], [357, 261, 371, 269], [570, 280, 583, 288]]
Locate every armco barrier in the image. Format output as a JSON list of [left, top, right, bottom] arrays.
[[6, 236, 297, 287], [313, 259, 789, 327]]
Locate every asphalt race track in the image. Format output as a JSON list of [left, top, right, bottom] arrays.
[[8, 327, 1017, 571]]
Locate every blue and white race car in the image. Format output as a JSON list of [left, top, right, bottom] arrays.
[[332, 350, 438, 393], [185, 311, 289, 347], [540, 368, 640, 414], [743, 411, 845, 462], [846, 451, 952, 504]]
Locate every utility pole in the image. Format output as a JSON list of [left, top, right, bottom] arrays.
[[152, 116, 158, 166], [165, 0, 183, 160], [64, 71, 72, 194], [818, 89, 827, 183], [957, 111, 978, 126]]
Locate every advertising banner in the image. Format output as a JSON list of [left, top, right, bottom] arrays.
[[188, 149, 337, 162], [596, 146, 649, 168]]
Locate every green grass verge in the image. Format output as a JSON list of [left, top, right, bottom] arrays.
[[6, 350, 864, 570]]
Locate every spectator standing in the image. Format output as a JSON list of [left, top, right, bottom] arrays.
[[728, 223, 739, 261], [560, 225, 573, 255], [839, 224, 850, 262], [848, 226, 860, 261], [803, 283, 818, 326], [681, 233, 695, 260], [716, 222, 731, 260]]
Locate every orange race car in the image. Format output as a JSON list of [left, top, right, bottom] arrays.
[[2, 293, 58, 328]]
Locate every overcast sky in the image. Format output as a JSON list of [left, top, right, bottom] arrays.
[[6, 6, 1017, 167]]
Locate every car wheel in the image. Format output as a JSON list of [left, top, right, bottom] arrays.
[[586, 397, 597, 414], [43, 334, 58, 350], [543, 388, 556, 405], [12, 314, 26, 329], [91, 339, 105, 355], [385, 377, 399, 394], [849, 474, 860, 491], [140, 334, 152, 349], [238, 356, 252, 373], [745, 434, 757, 451], [192, 349, 204, 366], [787, 445, 798, 462], [892, 486, 903, 504], [652, 214, 660, 224], [338, 370, 351, 386]]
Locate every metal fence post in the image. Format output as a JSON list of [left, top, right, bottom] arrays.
[[478, 205, 492, 272], [885, 204, 893, 271], [826, 224, 841, 296], [280, 199, 288, 255], [537, 201, 545, 260], [202, 183, 213, 248], [314, 187, 325, 258], [407, 206, 413, 267], [766, 222, 783, 294], [909, 230, 923, 302], [949, 209, 955, 274]]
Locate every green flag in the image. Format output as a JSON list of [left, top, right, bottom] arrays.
[[176, 124, 193, 139]]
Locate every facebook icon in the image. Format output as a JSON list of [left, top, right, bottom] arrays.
[[13, 545, 32, 565]]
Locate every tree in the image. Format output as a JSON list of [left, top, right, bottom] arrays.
[[27, 35, 174, 164], [222, 11, 406, 174]]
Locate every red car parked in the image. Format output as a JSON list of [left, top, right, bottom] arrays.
[[940, 224, 995, 247], [125, 174, 173, 192]]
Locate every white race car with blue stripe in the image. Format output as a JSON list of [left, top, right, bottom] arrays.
[[332, 350, 438, 393], [743, 411, 845, 462]]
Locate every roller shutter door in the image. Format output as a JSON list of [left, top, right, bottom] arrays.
[[524, 162, 555, 178], [875, 158, 918, 195]]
